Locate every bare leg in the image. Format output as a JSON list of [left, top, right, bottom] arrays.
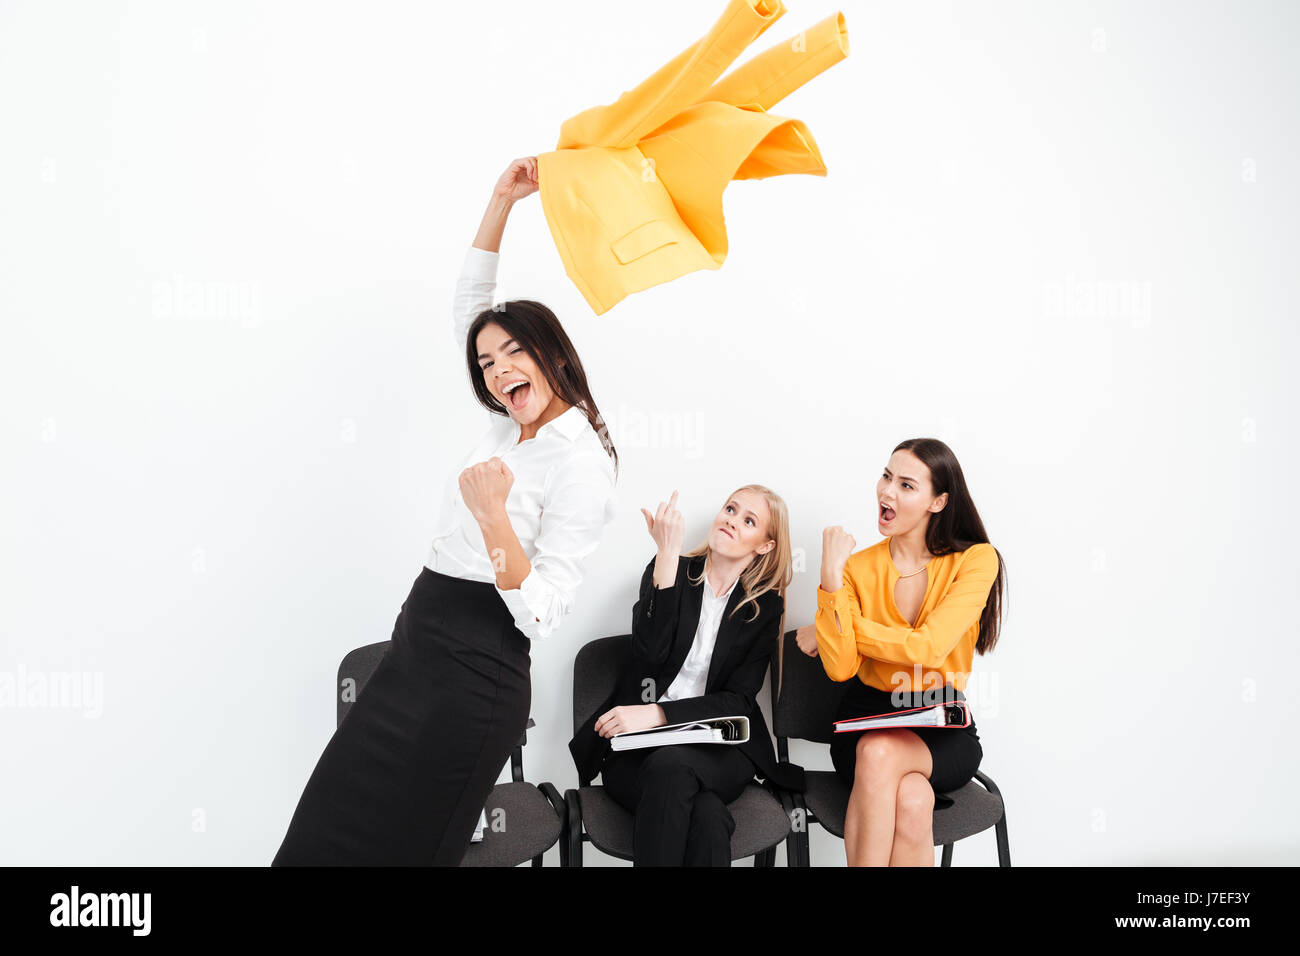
[[843, 729, 933, 867], [889, 771, 936, 866]]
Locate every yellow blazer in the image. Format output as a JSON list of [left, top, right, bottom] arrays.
[[537, 0, 849, 315]]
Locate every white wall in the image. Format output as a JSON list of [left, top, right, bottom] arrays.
[[2, 0, 1296, 866]]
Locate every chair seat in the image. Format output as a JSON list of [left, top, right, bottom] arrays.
[[801, 770, 1005, 846], [578, 782, 790, 862], [460, 782, 562, 867]]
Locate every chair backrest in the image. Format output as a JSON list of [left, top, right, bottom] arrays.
[[337, 641, 389, 728], [571, 634, 633, 735], [770, 629, 851, 744]]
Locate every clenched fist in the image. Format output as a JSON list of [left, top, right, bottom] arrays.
[[821, 525, 856, 592], [460, 457, 514, 522]]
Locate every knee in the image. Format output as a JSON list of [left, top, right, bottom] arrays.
[[853, 731, 907, 784], [894, 773, 935, 842], [637, 750, 701, 799]]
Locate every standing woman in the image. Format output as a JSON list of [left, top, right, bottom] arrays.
[[570, 486, 804, 866], [798, 438, 1005, 867], [274, 157, 619, 866]]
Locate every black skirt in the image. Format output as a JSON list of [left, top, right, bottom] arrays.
[[828, 680, 982, 810], [272, 566, 531, 866]]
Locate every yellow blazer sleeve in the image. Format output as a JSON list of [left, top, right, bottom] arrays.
[[700, 10, 848, 112], [847, 544, 998, 670], [813, 562, 863, 682], [556, 0, 783, 150]]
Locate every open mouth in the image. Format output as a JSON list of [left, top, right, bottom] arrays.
[[503, 380, 531, 411], [879, 503, 896, 523]]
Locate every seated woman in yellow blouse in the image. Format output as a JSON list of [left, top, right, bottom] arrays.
[[797, 438, 1006, 866]]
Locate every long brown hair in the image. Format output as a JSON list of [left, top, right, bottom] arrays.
[[894, 438, 1006, 654], [465, 300, 618, 476], [682, 485, 792, 640]]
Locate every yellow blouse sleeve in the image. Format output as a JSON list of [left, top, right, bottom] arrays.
[[863, 544, 999, 669], [813, 563, 865, 682]]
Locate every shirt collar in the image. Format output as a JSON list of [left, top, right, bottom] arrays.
[[496, 402, 591, 443], [545, 403, 590, 442]]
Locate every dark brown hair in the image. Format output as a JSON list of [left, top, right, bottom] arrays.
[[465, 300, 618, 476], [894, 437, 1006, 654]]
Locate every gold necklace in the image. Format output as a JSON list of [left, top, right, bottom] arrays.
[[889, 541, 930, 578]]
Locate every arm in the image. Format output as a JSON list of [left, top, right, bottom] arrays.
[[812, 561, 862, 682], [656, 600, 780, 726], [453, 244, 499, 351], [630, 555, 682, 666], [818, 544, 999, 672], [454, 158, 538, 348], [492, 451, 617, 641]]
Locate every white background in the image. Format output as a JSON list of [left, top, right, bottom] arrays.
[[2, 0, 1296, 866]]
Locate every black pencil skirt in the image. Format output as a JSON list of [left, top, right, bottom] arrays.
[[272, 566, 531, 866], [828, 680, 982, 811]]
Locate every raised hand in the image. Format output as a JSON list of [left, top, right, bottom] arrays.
[[641, 489, 684, 559], [642, 490, 684, 590], [493, 156, 538, 204], [821, 525, 856, 592]]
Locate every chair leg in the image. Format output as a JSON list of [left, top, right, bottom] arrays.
[[790, 796, 811, 868], [940, 842, 953, 867], [563, 789, 584, 868], [778, 790, 802, 868], [995, 814, 1011, 866], [973, 770, 1012, 867]]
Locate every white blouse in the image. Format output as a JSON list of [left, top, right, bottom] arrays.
[[657, 570, 739, 703], [424, 246, 619, 641]]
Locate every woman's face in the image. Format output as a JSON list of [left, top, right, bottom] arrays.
[[877, 449, 947, 535], [475, 322, 556, 426], [710, 489, 775, 562]]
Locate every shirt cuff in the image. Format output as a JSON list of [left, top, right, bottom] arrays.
[[816, 585, 849, 609], [494, 567, 547, 640]]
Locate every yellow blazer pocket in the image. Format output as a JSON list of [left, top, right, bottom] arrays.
[[610, 219, 680, 265]]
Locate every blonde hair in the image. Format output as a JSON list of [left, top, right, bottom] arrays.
[[682, 484, 793, 638]]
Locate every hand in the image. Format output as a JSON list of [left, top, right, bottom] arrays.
[[494, 156, 538, 204], [459, 457, 514, 522], [595, 704, 666, 739], [641, 489, 684, 557], [794, 624, 819, 658], [821, 525, 856, 592]]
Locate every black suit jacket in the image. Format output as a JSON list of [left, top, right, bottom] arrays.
[[569, 553, 805, 793]]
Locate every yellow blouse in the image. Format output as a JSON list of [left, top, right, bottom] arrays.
[[814, 538, 999, 692]]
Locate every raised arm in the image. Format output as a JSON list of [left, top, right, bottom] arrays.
[[453, 158, 538, 348], [630, 490, 685, 664]]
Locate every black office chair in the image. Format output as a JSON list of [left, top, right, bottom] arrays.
[[338, 641, 565, 867], [771, 629, 1010, 866], [561, 634, 794, 867]]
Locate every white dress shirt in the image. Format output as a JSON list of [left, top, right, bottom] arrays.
[[657, 569, 739, 703], [424, 246, 619, 641]]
